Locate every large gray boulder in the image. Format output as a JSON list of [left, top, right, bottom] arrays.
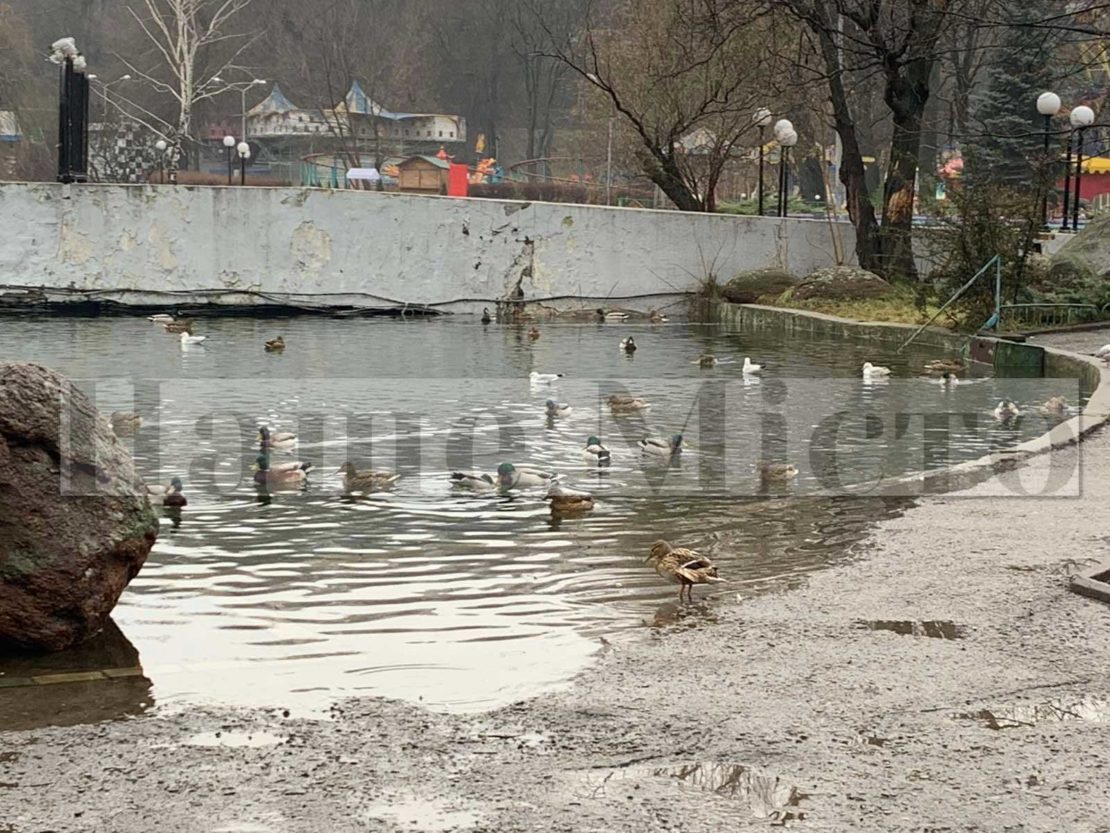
[[720, 268, 800, 304], [792, 266, 893, 301], [0, 363, 158, 652]]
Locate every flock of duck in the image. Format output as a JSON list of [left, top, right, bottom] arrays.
[[115, 309, 1076, 602]]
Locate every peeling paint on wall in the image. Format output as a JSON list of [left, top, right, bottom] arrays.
[[0, 183, 856, 311], [291, 221, 332, 275]]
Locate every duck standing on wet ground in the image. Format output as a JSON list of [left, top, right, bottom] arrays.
[[646, 539, 723, 602], [265, 336, 285, 352]]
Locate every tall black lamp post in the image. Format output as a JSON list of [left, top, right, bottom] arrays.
[[773, 118, 797, 218], [1035, 92, 1061, 228], [1070, 105, 1095, 231], [753, 107, 772, 216], [237, 140, 251, 185], [51, 37, 90, 184], [223, 134, 236, 185]]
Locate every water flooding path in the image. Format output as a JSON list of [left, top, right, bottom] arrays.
[[0, 314, 1080, 721]]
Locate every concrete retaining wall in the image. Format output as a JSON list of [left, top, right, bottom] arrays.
[[704, 298, 1110, 495], [0, 182, 856, 312]]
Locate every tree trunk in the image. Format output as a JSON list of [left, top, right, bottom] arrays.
[[879, 65, 932, 282], [815, 24, 881, 272], [639, 149, 704, 211]]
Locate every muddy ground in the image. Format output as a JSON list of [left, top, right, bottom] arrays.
[[4, 337, 1110, 832]]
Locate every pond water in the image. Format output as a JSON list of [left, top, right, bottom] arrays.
[[0, 313, 1083, 722]]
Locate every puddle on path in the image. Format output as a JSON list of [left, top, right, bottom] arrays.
[[858, 620, 964, 639], [581, 761, 805, 822], [363, 794, 482, 832], [184, 730, 287, 748], [957, 696, 1110, 729]]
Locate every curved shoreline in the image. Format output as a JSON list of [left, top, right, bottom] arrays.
[[3, 315, 1110, 832]]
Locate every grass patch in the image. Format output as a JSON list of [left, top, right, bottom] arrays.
[[765, 284, 955, 327]]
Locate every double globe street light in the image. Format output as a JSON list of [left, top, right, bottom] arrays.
[[1042, 92, 1097, 232]]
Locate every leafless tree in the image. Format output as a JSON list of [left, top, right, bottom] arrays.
[[119, 0, 256, 171], [540, 0, 783, 211]]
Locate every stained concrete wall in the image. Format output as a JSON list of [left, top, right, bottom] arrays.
[[0, 182, 856, 311]]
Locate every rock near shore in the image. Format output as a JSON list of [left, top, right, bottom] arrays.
[[0, 363, 158, 652], [792, 265, 892, 301]]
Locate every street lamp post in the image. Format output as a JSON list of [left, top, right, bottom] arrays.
[[1035, 92, 1061, 228], [237, 140, 250, 186], [1070, 105, 1095, 232], [753, 108, 772, 216], [223, 134, 236, 185], [773, 119, 795, 218], [154, 138, 167, 184], [1061, 129, 1075, 232]]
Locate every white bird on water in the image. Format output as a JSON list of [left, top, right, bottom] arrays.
[[742, 357, 762, 375], [180, 332, 206, 347], [862, 361, 891, 378], [148, 313, 174, 324], [530, 371, 564, 385], [1095, 344, 1110, 363], [993, 400, 1021, 422]]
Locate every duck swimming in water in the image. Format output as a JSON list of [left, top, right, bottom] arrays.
[[620, 336, 637, 354], [265, 336, 285, 352], [337, 461, 399, 493], [583, 435, 611, 466]]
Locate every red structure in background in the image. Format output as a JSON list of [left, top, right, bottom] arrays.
[[448, 162, 469, 197]]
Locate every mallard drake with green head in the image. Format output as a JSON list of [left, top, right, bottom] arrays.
[[597, 308, 630, 323], [646, 539, 723, 602], [338, 461, 400, 493], [583, 435, 611, 465], [640, 434, 683, 457], [110, 411, 142, 436], [253, 453, 312, 486], [547, 483, 594, 513], [607, 394, 649, 414], [161, 476, 187, 507], [497, 462, 556, 491], [258, 426, 297, 451], [265, 336, 285, 352]]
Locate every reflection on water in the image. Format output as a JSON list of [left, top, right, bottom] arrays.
[[0, 620, 152, 730], [0, 315, 1085, 718]]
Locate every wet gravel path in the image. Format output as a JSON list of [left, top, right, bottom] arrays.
[[3, 333, 1110, 832]]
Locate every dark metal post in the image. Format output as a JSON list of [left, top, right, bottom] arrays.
[[1042, 114, 1052, 229], [777, 147, 788, 218], [757, 125, 765, 216], [159, 157, 164, 184], [56, 56, 90, 183], [240, 154, 247, 186], [226, 147, 233, 185], [1073, 127, 1087, 231], [1061, 131, 1074, 231]]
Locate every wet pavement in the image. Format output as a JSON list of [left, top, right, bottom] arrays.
[[2, 328, 1110, 831]]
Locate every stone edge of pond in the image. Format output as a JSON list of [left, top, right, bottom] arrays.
[[701, 299, 1110, 497]]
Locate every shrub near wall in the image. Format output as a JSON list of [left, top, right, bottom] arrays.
[[469, 181, 654, 206]]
